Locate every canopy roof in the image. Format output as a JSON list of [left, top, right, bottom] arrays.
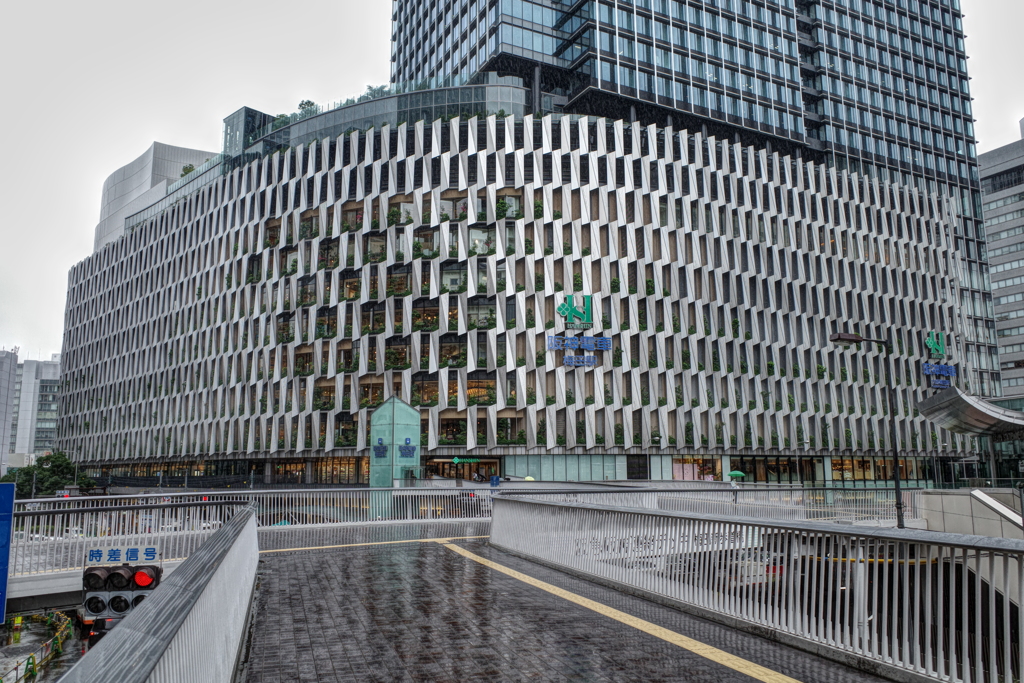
[[918, 387, 1024, 437]]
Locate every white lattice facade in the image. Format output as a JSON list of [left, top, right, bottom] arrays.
[[60, 114, 978, 482]]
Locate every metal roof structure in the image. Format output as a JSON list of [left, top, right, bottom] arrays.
[[918, 387, 1024, 440]]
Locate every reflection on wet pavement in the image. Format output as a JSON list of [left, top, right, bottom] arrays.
[[0, 614, 82, 683], [257, 521, 491, 551], [242, 521, 893, 683]]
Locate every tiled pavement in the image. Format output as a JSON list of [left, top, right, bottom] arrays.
[[243, 522, 889, 683]]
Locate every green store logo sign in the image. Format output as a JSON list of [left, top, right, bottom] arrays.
[[925, 331, 946, 359], [557, 295, 593, 329]]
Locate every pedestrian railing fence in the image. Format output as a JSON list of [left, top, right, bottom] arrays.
[[10, 488, 498, 575], [501, 487, 922, 524], [10, 486, 922, 576], [490, 494, 1023, 683]]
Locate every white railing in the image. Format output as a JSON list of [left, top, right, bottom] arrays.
[[490, 495, 1024, 683], [10, 488, 501, 575], [503, 487, 922, 524], [58, 507, 259, 683], [11, 486, 924, 576]]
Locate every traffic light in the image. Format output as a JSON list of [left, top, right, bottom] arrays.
[[83, 567, 110, 591], [82, 565, 163, 620], [131, 565, 162, 608]]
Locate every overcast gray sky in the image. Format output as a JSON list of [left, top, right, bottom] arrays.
[[0, 0, 1021, 360]]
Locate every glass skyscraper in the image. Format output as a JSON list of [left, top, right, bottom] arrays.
[[391, 0, 996, 395]]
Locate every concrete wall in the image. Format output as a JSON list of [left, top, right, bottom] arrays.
[[919, 488, 1024, 539]]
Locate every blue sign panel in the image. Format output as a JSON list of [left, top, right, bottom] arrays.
[[923, 362, 957, 389], [923, 362, 957, 377], [546, 336, 612, 351], [0, 483, 15, 623], [372, 445, 388, 458], [86, 545, 159, 565]]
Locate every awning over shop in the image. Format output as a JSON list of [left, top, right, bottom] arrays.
[[918, 387, 1024, 439]]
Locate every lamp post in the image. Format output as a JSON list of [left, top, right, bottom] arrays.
[[830, 332, 905, 529], [30, 460, 52, 500]]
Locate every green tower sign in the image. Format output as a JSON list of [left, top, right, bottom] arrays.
[[925, 331, 946, 359], [557, 295, 593, 329]]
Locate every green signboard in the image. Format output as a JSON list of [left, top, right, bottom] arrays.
[[557, 295, 593, 329], [925, 331, 946, 359]]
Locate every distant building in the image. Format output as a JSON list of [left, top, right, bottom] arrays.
[[981, 119, 1024, 398], [0, 349, 17, 473], [5, 453, 35, 473], [8, 354, 62, 463]]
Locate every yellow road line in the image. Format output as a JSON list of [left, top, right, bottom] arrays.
[[260, 535, 489, 554], [442, 543, 802, 683]]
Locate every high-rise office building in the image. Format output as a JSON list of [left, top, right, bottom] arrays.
[[7, 355, 61, 459], [392, 0, 993, 389], [979, 118, 1024, 478], [59, 0, 990, 484], [981, 119, 1024, 397], [0, 349, 18, 473]]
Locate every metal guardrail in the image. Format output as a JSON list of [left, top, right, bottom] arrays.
[[490, 495, 1024, 683], [10, 486, 925, 576], [12, 487, 538, 513], [501, 487, 923, 524], [57, 506, 259, 683], [9, 488, 500, 575], [9, 500, 246, 577]]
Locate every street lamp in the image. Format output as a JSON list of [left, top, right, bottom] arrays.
[[31, 460, 52, 500], [830, 332, 905, 529]]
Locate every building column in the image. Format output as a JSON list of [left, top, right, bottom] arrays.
[[822, 456, 834, 486], [264, 461, 273, 485], [532, 65, 542, 114], [305, 459, 314, 485]]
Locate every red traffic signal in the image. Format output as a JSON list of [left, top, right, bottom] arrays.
[[83, 564, 163, 622], [132, 566, 162, 590]]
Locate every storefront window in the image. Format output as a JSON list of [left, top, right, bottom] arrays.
[[314, 457, 367, 484], [275, 461, 305, 484], [853, 458, 875, 480], [672, 457, 720, 480], [832, 458, 854, 481]]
